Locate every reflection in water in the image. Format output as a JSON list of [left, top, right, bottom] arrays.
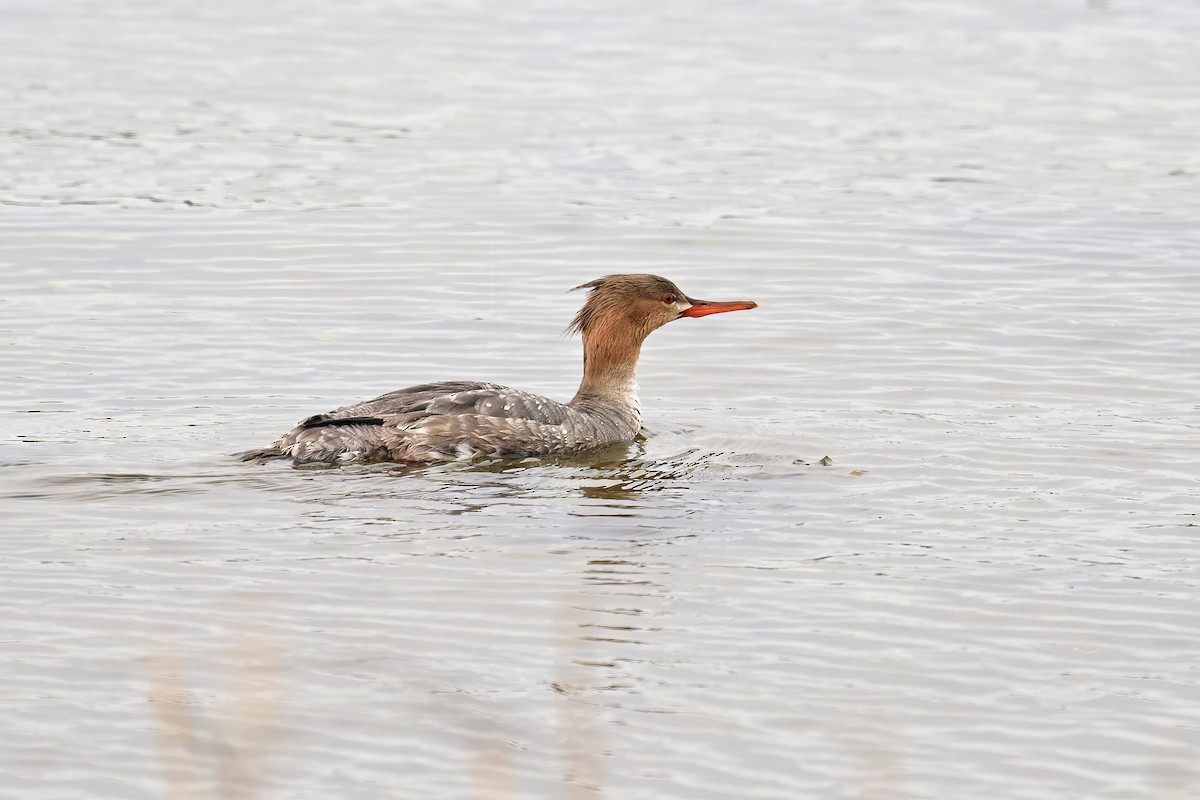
[[258, 442, 742, 519], [147, 641, 281, 800], [574, 447, 720, 502], [581, 558, 661, 590], [559, 535, 692, 707], [9, 438, 745, 528]]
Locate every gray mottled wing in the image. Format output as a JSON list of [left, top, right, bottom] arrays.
[[311, 381, 502, 420], [302, 381, 573, 426], [272, 380, 598, 464], [421, 387, 573, 425]]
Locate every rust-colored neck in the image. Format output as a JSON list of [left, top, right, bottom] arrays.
[[569, 314, 647, 406]]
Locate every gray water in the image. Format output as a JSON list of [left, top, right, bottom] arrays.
[[3, 1, 1199, 798]]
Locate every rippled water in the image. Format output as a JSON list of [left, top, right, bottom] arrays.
[[3, 1, 1199, 798]]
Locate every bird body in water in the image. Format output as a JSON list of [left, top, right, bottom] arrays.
[[242, 274, 757, 466]]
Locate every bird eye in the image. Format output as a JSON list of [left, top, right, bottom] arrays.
[[662, 294, 677, 305]]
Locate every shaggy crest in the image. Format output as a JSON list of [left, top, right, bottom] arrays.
[[567, 274, 688, 336]]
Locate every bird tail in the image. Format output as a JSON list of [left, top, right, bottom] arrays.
[[238, 446, 286, 462], [239, 416, 389, 465]]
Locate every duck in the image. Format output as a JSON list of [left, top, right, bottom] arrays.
[[241, 274, 757, 466]]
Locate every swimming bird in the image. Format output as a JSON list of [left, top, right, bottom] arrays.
[[242, 274, 757, 466]]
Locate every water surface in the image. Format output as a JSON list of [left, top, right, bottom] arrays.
[[2, 1, 1199, 798]]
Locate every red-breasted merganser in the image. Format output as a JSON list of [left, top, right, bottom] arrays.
[[242, 274, 757, 466]]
